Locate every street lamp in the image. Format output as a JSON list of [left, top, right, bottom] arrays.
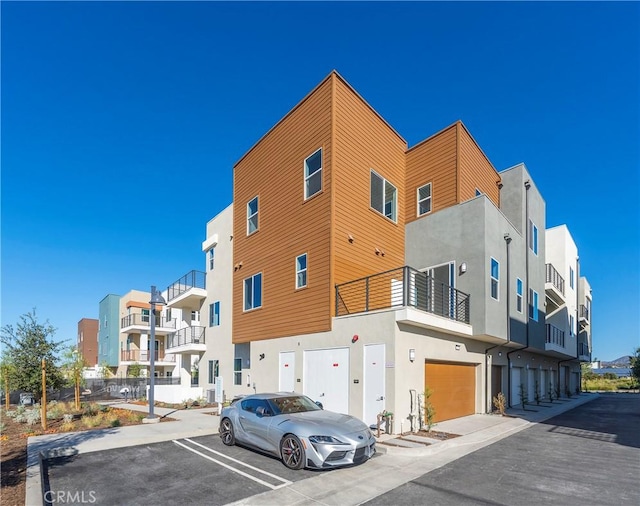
[[147, 285, 166, 422]]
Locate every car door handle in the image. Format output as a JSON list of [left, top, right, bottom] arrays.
[[376, 396, 384, 401], [319, 393, 325, 397]]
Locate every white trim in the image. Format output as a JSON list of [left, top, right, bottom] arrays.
[[304, 148, 323, 200], [417, 182, 432, 217]]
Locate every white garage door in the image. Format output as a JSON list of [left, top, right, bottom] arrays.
[[303, 348, 349, 414]]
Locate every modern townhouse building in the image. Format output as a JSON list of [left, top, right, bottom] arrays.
[[98, 294, 121, 373], [578, 276, 593, 364], [116, 289, 178, 380], [77, 318, 98, 366], [185, 71, 592, 429]]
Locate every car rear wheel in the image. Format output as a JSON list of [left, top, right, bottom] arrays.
[[280, 434, 305, 470], [220, 418, 235, 446]]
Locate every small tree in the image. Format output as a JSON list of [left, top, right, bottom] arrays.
[[0, 356, 17, 408], [519, 383, 527, 410], [62, 346, 88, 410], [0, 310, 65, 401], [424, 386, 436, 431], [128, 362, 143, 378]]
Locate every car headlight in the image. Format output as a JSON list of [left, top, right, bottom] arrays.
[[308, 435, 346, 444]]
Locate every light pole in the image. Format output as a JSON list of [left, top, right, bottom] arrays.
[[147, 285, 166, 421]]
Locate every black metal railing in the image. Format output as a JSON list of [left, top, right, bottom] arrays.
[[579, 304, 590, 322], [545, 324, 565, 348], [167, 326, 206, 349], [167, 270, 206, 302], [335, 266, 470, 324], [545, 263, 565, 296], [121, 314, 176, 329], [578, 341, 590, 357]]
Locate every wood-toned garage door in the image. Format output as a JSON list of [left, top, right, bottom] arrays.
[[425, 362, 476, 422]]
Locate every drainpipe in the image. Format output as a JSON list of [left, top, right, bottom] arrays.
[[508, 180, 532, 407], [486, 232, 512, 412]]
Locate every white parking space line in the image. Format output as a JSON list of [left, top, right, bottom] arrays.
[[173, 439, 292, 490]]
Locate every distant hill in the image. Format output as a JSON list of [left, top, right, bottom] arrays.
[[601, 356, 631, 368]]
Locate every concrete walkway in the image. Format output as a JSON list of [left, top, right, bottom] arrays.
[[25, 394, 598, 506]]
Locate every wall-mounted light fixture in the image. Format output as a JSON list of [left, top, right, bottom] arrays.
[[409, 349, 416, 362], [459, 262, 467, 275], [348, 234, 354, 243], [375, 247, 381, 255], [498, 351, 502, 357], [351, 335, 359, 344], [259, 353, 265, 361], [455, 344, 461, 351], [517, 354, 521, 359]]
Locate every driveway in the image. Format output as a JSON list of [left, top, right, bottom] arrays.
[[365, 393, 640, 505]]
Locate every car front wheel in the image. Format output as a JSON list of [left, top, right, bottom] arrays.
[[220, 418, 235, 446], [280, 434, 305, 470]]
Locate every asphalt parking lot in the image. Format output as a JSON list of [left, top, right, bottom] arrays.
[[44, 434, 369, 505]]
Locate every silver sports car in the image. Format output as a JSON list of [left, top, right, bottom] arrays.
[[219, 393, 376, 470]]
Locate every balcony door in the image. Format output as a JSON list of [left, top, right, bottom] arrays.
[[413, 262, 454, 317]]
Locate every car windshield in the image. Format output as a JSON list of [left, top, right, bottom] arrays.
[[267, 395, 321, 415]]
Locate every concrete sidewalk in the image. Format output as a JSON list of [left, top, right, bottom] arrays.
[[25, 394, 598, 506]]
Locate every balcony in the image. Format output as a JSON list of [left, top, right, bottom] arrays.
[[545, 323, 566, 354], [545, 263, 565, 313], [336, 266, 472, 337], [166, 326, 206, 354], [166, 270, 206, 310], [120, 350, 176, 365], [578, 341, 590, 362], [579, 304, 590, 327], [120, 314, 176, 334]]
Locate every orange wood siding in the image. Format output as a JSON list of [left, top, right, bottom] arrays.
[[232, 77, 334, 343], [457, 123, 501, 207], [332, 75, 407, 311], [405, 124, 458, 224]]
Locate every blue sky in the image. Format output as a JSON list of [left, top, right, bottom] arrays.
[[1, 1, 638, 361]]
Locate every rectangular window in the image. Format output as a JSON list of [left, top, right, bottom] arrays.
[[209, 247, 215, 270], [208, 359, 219, 383], [529, 289, 539, 321], [370, 170, 397, 222], [569, 266, 574, 289], [296, 253, 307, 289], [570, 315, 575, 336], [191, 310, 200, 323], [234, 358, 242, 386], [209, 301, 220, 327], [304, 148, 322, 199], [166, 308, 172, 322], [141, 309, 150, 323], [490, 258, 499, 300], [529, 220, 538, 255], [244, 273, 263, 311], [247, 196, 259, 235], [208, 360, 214, 383], [516, 278, 523, 313], [417, 183, 432, 216]]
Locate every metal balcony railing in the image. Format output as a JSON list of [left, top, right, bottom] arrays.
[[335, 266, 470, 324], [545, 324, 565, 348], [167, 270, 206, 302], [167, 326, 206, 349], [120, 314, 176, 329], [120, 350, 175, 362], [545, 263, 565, 296], [579, 304, 590, 322], [578, 342, 590, 357]]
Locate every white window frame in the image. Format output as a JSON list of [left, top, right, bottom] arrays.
[[569, 266, 574, 289], [417, 183, 432, 216], [210, 301, 220, 327], [490, 257, 499, 300], [529, 289, 539, 321], [243, 272, 263, 311], [247, 196, 259, 235], [370, 170, 397, 223], [304, 148, 322, 199], [209, 247, 215, 270], [516, 278, 523, 313], [529, 219, 538, 255], [570, 315, 575, 336], [296, 253, 307, 289]]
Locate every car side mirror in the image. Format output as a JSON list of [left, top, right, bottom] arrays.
[[256, 406, 269, 417], [315, 401, 323, 409]]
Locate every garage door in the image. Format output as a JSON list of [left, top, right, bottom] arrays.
[[303, 348, 349, 414], [425, 362, 476, 422]]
